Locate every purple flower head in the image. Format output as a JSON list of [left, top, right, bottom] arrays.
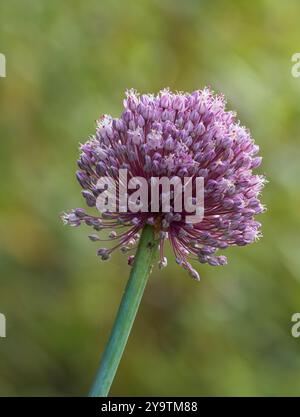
[[62, 88, 265, 280]]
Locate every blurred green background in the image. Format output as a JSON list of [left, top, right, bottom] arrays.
[[1, 0, 300, 396]]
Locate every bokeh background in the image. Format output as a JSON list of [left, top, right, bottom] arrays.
[[1, 0, 300, 396]]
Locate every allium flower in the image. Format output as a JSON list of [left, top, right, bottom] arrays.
[[63, 88, 265, 281]]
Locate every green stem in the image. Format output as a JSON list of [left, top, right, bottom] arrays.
[[89, 224, 158, 397]]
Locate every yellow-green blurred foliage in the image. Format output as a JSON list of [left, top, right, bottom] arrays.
[[1, 0, 300, 396]]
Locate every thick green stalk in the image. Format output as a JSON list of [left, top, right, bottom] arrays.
[[89, 224, 158, 397]]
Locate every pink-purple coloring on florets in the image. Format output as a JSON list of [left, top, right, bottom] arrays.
[[62, 88, 265, 281]]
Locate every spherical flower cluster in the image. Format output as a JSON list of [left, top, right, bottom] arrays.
[[62, 88, 265, 280]]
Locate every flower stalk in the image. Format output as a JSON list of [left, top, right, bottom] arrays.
[[89, 224, 158, 397]]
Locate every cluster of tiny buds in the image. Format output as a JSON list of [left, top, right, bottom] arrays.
[[62, 88, 265, 281]]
